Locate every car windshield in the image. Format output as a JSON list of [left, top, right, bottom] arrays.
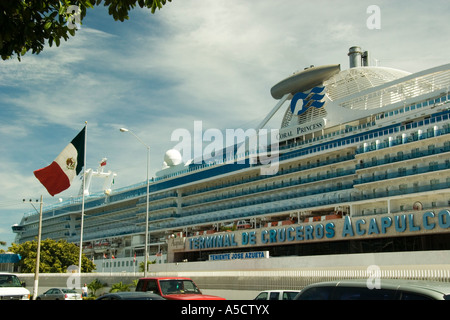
[[0, 275, 22, 288], [159, 280, 201, 295], [62, 289, 77, 293]]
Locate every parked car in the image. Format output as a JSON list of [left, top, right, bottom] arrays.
[[136, 277, 225, 300], [254, 290, 301, 300], [36, 288, 82, 300], [96, 292, 166, 300], [0, 272, 30, 300], [295, 279, 450, 300]]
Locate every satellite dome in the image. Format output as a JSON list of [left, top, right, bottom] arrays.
[[164, 149, 182, 166]]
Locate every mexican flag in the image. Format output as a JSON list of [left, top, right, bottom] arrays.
[[34, 127, 85, 196]]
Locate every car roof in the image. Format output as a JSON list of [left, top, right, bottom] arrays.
[[110, 292, 160, 296], [303, 279, 450, 295], [139, 277, 192, 280], [258, 290, 301, 293], [0, 272, 18, 275], [98, 292, 165, 299]]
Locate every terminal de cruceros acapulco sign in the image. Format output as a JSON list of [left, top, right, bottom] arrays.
[[178, 210, 450, 253]]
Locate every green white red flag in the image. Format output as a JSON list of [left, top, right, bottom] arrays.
[[34, 127, 86, 196]]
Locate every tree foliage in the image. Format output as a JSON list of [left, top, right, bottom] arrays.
[[88, 278, 107, 296], [0, 0, 171, 60], [110, 281, 131, 293], [8, 239, 95, 273], [139, 258, 156, 272]]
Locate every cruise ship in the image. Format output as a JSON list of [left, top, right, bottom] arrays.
[[12, 46, 450, 273]]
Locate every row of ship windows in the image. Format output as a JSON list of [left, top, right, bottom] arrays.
[[183, 152, 355, 198], [182, 169, 356, 210], [278, 110, 449, 167], [356, 165, 450, 185], [183, 133, 450, 209], [357, 122, 450, 155], [359, 200, 448, 216], [157, 181, 450, 232], [39, 177, 450, 241], [184, 155, 449, 210], [375, 94, 449, 121], [184, 144, 449, 209], [140, 95, 448, 181], [357, 142, 450, 169], [24, 153, 447, 241], [171, 147, 450, 218], [280, 94, 449, 150], [40, 123, 449, 229], [101, 259, 166, 269], [21, 106, 450, 226], [102, 260, 138, 269], [178, 164, 449, 222], [22, 144, 449, 243], [180, 169, 449, 219], [22, 174, 450, 243]]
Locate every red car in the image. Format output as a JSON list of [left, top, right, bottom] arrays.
[[135, 277, 225, 300]]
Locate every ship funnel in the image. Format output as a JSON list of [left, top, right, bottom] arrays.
[[348, 46, 370, 68], [362, 50, 370, 66]]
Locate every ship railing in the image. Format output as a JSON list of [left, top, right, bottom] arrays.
[[356, 146, 450, 170], [355, 112, 450, 156], [338, 66, 450, 111], [182, 154, 354, 198], [22, 100, 449, 220], [154, 180, 450, 232], [182, 169, 356, 209], [280, 93, 449, 153], [73, 180, 450, 239]]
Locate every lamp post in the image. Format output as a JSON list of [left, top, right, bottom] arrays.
[[24, 196, 43, 300], [120, 128, 150, 276]]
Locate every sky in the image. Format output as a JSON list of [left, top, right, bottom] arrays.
[[0, 0, 449, 248]]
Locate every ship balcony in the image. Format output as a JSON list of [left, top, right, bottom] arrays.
[[356, 145, 450, 171], [136, 191, 177, 204], [354, 162, 450, 186], [182, 154, 355, 198], [355, 113, 450, 156], [156, 185, 354, 231], [156, 181, 450, 233], [352, 181, 450, 201], [182, 168, 356, 210]]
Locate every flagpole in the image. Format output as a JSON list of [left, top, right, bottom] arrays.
[[31, 195, 43, 300], [78, 122, 87, 274]]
